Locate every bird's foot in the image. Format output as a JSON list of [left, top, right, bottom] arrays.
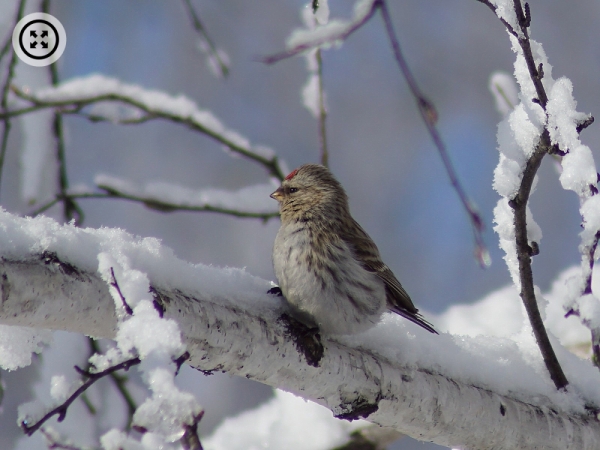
[[279, 313, 324, 367]]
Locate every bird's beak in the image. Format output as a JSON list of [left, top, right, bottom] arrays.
[[270, 186, 283, 201]]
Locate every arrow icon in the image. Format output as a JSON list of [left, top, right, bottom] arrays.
[[41, 41, 48, 49], [30, 41, 37, 49], [30, 30, 37, 38], [41, 30, 48, 38]]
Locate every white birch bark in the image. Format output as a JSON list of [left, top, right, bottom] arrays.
[[1, 254, 599, 449]]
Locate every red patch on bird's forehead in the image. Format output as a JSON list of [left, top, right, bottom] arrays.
[[285, 168, 299, 180]]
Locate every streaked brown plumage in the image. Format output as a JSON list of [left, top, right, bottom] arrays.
[[271, 163, 437, 335]]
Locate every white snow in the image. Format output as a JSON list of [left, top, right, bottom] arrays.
[[26, 74, 275, 160], [489, 71, 518, 117], [287, 0, 375, 50], [0, 325, 52, 370], [94, 174, 279, 215], [581, 196, 600, 246], [314, 0, 330, 25], [205, 389, 366, 450], [490, 0, 519, 33], [2, 208, 600, 443], [560, 145, 597, 196], [196, 39, 230, 79]]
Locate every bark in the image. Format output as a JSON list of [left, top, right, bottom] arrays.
[[1, 254, 599, 449]]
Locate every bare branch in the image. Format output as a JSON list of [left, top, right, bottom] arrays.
[[21, 357, 141, 436], [110, 267, 133, 315], [315, 48, 329, 167], [181, 0, 229, 78], [378, 0, 488, 267], [0, 0, 27, 196]]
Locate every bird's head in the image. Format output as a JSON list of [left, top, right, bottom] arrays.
[[271, 164, 348, 221]]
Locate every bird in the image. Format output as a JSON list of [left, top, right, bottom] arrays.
[[270, 163, 437, 335]]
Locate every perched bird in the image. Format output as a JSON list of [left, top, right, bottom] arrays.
[[271, 164, 437, 335]]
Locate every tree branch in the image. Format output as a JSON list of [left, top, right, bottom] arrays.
[[28, 191, 279, 221], [484, 0, 569, 390], [1, 252, 599, 449], [6, 82, 285, 181], [21, 357, 141, 436]]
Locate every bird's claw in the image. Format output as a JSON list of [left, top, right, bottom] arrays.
[[279, 313, 324, 367]]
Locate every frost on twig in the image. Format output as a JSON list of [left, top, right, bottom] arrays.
[[4, 74, 285, 180], [2, 211, 600, 449], [487, 0, 598, 388]]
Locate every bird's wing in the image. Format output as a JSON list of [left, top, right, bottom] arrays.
[[340, 218, 417, 313], [341, 218, 438, 334]]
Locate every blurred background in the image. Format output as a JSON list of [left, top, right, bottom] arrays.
[[0, 0, 599, 448]]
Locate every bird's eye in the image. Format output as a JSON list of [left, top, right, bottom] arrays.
[[289, 187, 299, 194]]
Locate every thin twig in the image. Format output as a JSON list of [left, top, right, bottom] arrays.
[[110, 267, 134, 315], [28, 191, 280, 221], [482, 0, 568, 389], [378, 0, 488, 266], [315, 48, 328, 167], [261, 2, 379, 65], [21, 357, 141, 436], [0, 0, 26, 197], [181, 0, 229, 78], [40, 429, 83, 450], [87, 338, 137, 426], [181, 411, 204, 450]]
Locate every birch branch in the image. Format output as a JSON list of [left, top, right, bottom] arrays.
[[1, 254, 599, 449]]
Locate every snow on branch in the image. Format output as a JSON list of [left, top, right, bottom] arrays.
[[3, 74, 285, 180], [486, 0, 596, 390], [1, 211, 600, 449], [28, 175, 280, 221]]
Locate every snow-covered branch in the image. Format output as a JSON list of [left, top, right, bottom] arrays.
[[4, 75, 285, 180], [487, 0, 598, 390], [28, 175, 280, 221], [2, 212, 600, 449]]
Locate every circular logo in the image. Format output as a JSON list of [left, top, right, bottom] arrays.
[[12, 13, 66, 67]]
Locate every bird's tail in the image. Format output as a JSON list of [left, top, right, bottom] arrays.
[[390, 307, 438, 334]]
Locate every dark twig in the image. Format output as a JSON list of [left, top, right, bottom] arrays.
[[261, 2, 378, 65], [483, 0, 569, 389], [83, 338, 137, 426], [174, 351, 191, 376], [315, 48, 329, 167], [21, 357, 141, 436], [40, 429, 83, 450], [181, 0, 229, 78], [378, 0, 488, 266], [110, 267, 134, 315], [28, 191, 280, 221], [0, 0, 26, 196], [42, 0, 84, 225], [181, 411, 205, 450]]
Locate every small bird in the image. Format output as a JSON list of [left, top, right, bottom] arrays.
[[271, 164, 437, 335]]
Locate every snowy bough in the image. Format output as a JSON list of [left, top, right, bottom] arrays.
[[1, 0, 600, 449]]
